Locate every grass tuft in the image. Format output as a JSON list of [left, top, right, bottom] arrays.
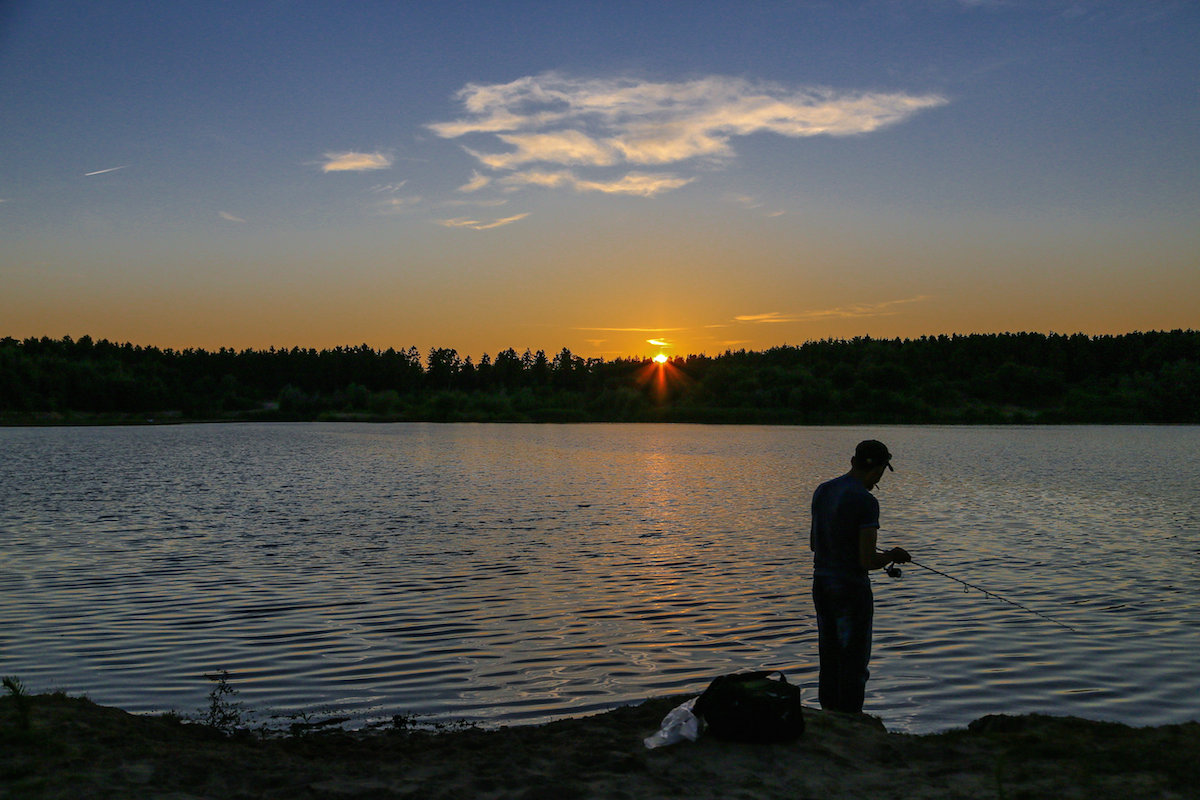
[[200, 670, 246, 734], [3, 676, 32, 731]]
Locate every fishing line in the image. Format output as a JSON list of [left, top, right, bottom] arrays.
[[879, 549, 1078, 632]]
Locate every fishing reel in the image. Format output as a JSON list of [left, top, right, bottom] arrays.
[[884, 563, 902, 579]]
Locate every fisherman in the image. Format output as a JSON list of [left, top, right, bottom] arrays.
[[810, 439, 911, 714]]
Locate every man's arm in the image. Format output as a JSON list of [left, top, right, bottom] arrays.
[[858, 526, 910, 571]]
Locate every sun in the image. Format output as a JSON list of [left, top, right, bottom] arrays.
[[634, 352, 692, 404]]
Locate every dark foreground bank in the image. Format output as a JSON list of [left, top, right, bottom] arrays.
[[3, 693, 1197, 800]]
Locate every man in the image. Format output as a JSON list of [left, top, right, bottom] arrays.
[[810, 439, 910, 714]]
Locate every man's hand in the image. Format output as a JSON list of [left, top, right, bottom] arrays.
[[888, 547, 912, 564]]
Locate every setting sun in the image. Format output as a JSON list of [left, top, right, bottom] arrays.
[[653, 354, 669, 364]]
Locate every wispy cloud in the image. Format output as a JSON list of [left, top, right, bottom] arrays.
[[647, 338, 671, 347], [468, 130, 619, 170], [437, 213, 530, 230], [497, 170, 573, 190], [321, 151, 393, 172], [458, 170, 492, 193], [735, 312, 794, 323], [377, 195, 424, 214], [729, 193, 763, 209], [574, 172, 693, 197], [368, 181, 425, 212], [441, 197, 510, 207], [218, 211, 246, 223], [575, 326, 689, 333], [736, 296, 932, 324], [500, 169, 692, 197], [727, 192, 786, 217], [84, 165, 128, 176], [429, 74, 946, 197]]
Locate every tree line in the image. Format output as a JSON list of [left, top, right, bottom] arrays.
[[2, 330, 1198, 424]]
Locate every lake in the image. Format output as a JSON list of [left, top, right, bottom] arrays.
[[1, 422, 1197, 734]]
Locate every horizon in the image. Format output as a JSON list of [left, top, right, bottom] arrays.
[[2, 1, 1197, 359]]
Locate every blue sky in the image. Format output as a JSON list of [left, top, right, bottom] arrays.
[[1, 0, 1196, 357]]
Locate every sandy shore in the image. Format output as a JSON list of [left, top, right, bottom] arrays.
[[3, 692, 1197, 799]]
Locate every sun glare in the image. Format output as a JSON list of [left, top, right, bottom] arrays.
[[633, 352, 692, 403]]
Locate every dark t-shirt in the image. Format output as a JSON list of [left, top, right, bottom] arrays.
[[810, 473, 880, 575]]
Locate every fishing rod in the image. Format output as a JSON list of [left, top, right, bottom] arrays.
[[878, 549, 1078, 632]]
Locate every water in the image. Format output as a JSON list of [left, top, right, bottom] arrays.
[[1, 423, 1197, 734]]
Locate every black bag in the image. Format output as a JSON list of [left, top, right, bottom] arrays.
[[693, 670, 805, 742]]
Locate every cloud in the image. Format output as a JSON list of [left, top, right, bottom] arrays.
[[647, 338, 671, 347], [321, 151, 393, 172], [736, 296, 932, 324], [574, 172, 694, 196], [441, 197, 510, 207], [437, 213, 530, 230], [500, 169, 692, 197], [734, 312, 794, 323], [457, 170, 492, 193], [575, 326, 688, 333], [218, 211, 246, 223], [728, 192, 786, 217], [497, 169, 574, 190], [729, 193, 763, 209], [429, 74, 947, 196], [84, 165, 129, 176], [377, 195, 424, 214], [472, 130, 619, 170]]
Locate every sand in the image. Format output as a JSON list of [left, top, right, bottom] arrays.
[[3, 692, 1197, 799]]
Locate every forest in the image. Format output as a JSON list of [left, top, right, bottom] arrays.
[[1, 330, 1198, 425]]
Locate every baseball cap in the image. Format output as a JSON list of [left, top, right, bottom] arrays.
[[855, 439, 894, 471]]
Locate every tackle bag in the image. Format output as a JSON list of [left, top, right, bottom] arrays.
[[692, 670, 805, 743]]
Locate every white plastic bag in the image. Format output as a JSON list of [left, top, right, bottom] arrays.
[[643, 697, 702, 749]]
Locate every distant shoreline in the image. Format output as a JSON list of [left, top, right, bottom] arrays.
[[3, 411, 1196, 428], [5, 331, 1199, 426]]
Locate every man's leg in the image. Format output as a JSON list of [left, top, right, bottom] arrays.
[[837, 582, 874, 713], [812, 577, 843, 710], [813, 574, 874, 713]]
